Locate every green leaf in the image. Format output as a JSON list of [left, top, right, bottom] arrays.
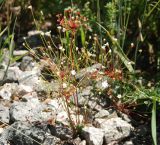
[[9, 34, 15, 58], [0, 0, 4, 4], [12, 54, 27, 62], [65, 31, 70, 56], [151, 97, 157, 145], [80, 26, 85, 47], [147, 0, 160, 18]]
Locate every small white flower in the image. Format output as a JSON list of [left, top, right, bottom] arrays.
[[144, 101, 148, 104], [104, 42, 109, 47], [131, 42, 134, 48], [59, 45, 65, 51], [62, 28, 66, 32], [94, 34, 97, 37], [28, 5, 32, 9], [102, 80, 109, 89], [147, 82, 151, 87], [139, 49, 142, 53], [23, 37, 26, 40], [40, 10, 43, 15], [93, 36, 97, 41], [98, 91, 102, 95], [76, 47, 79, 51], [137, 79, 142, 85], [115, 69, 121, 73], [59, 46, 63, 50], [62, 83, 67, 88], [48, 45, 52, 49], [71, 70, 76, 76], [41, 32, 44, 36], [57, 26, 62, 30], [71, 16, 75, 20], [102, 66, 105, 69], [60, 60, 65, 65], [108, 49, 112, 53], [45, 31, 51, 36], [117, 94, 122, 99]]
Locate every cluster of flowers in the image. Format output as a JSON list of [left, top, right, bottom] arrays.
[[56, 8, 91, 32]]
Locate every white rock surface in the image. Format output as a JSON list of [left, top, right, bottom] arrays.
[[9, 99, 55, 123], [56, 111, 69, 125], [95, 117, 133, 144], [79, 140, 87, 145], [95, 109, 110, 118], [18, 70, 41, 88], [0, 83, 18, 100], [82, 126, 104, 145], [6, 66, 22, 81], [0, 104, 9, 123], [0, 128, 4, 134], [46, 98, 64, 112]]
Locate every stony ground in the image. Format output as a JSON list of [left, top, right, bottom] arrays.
[[0, 31, 158, 145]]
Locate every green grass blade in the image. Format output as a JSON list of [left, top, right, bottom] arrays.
[[152, 97, 157, 145], [0, 0, 4, 4], [147, 0, 160, 18], [0, 26, 8, 37], [80, 26, 85, 47], [66, 31, 70, 56]]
